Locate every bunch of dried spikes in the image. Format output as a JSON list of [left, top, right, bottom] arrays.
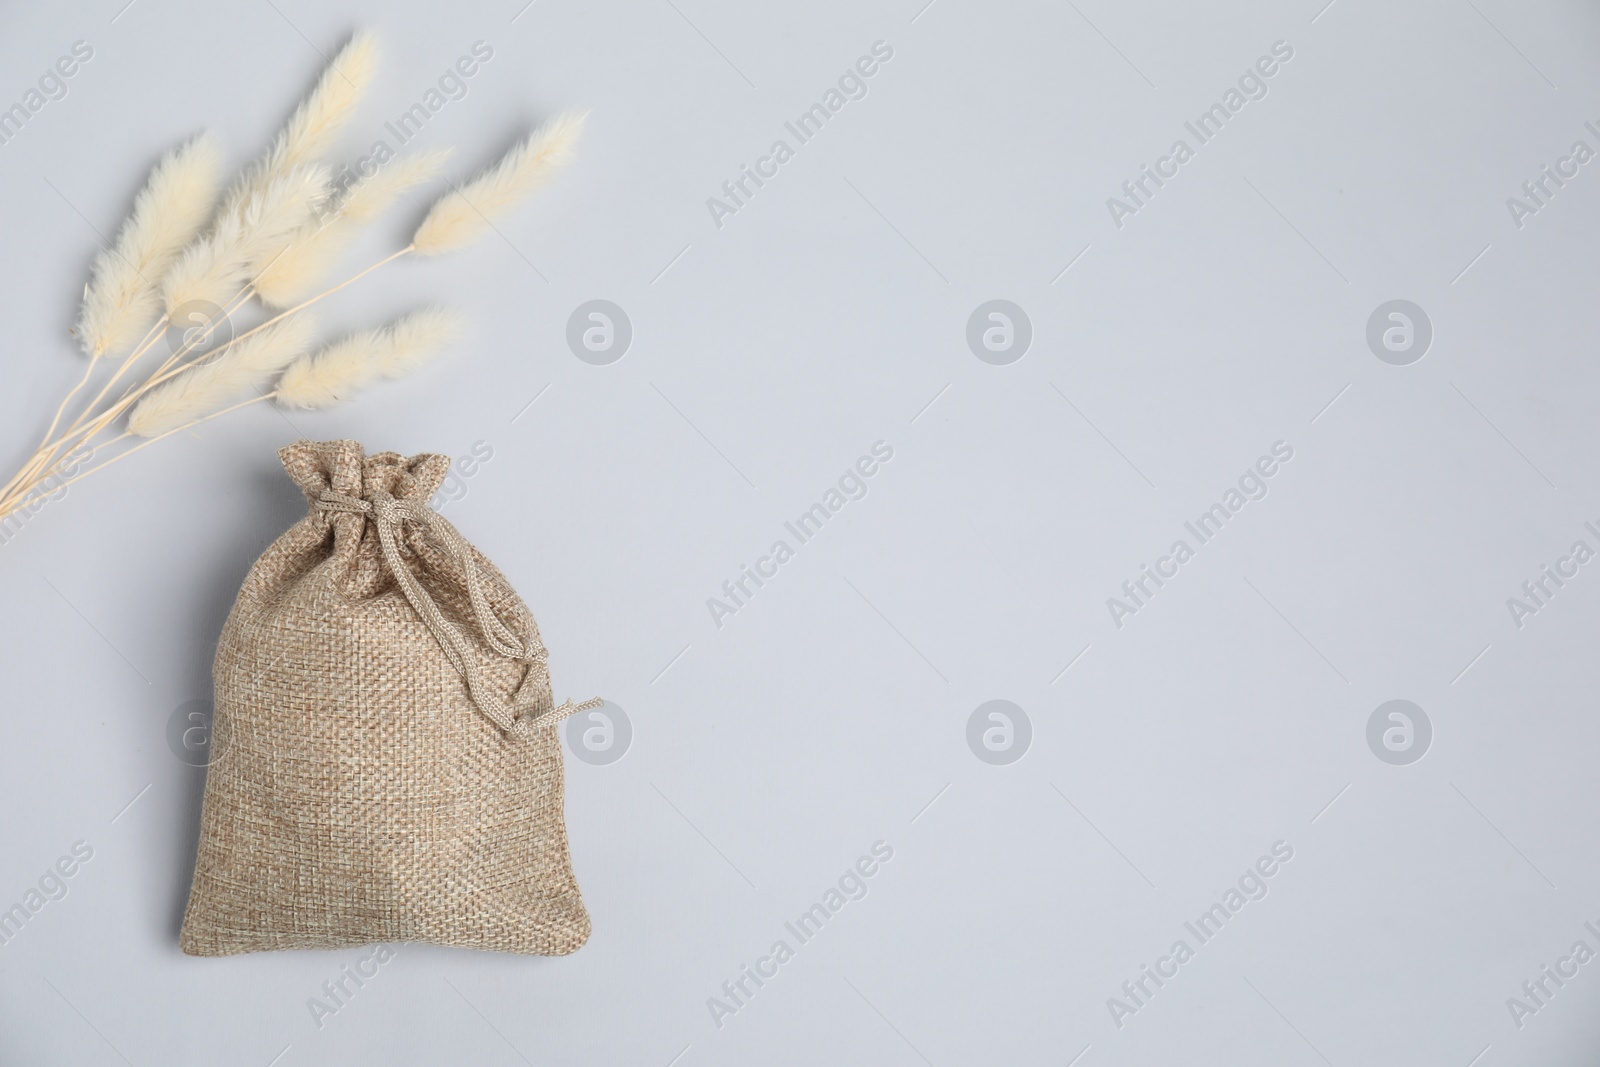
[[0, 30, 585, 524]]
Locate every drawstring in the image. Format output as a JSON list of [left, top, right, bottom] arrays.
[[315, 487, 602, 740]]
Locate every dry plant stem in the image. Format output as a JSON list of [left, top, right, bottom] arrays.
[[0, 341, 116, 499], [55, 245, 409, 461], [41, 352, 104, 445], [0, 434, 60, 502], [117, 288, 257, 409], [1, 300, 226, 506], [37, 393, 275, 501], [62, 272, 245, 441], [1, 307, 204, 503], [137, 245, 410, 403], [37, 285, 255, 471], [0, 348, 107, 502], [5, 245, 415, 512], [68, 313, 174, 433], [0, 393, 273, 518], [98, 292, 244, 422], [1, 313, 167, 500]]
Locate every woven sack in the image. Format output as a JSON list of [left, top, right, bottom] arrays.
[[180, 440, 601, 956]]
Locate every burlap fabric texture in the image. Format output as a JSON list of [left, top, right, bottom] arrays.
[[180, 440, 601, 956]]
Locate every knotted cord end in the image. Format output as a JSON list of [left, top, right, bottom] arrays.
[[509, 696, 606, 739]]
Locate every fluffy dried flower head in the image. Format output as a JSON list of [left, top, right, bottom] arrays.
[[254, 148, 450, 309], [161, 32, 372, 320], [76, 135, 222, 358], [411, 111, 586, 256], [276, 308, 461, 409], [128, 314, 318, 437], [260, 30, 378, 185], [161, 165, 329, 315]]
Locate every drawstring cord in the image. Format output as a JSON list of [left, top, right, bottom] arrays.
[[315, 487, 602, 739]]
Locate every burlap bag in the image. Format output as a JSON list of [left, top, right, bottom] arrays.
[[180, 440, 601, 957]]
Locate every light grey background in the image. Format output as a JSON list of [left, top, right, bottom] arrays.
[[2, 0, 1599, 1063]]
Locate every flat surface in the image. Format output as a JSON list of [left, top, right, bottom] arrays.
[[2, 0, 1599, 1064]]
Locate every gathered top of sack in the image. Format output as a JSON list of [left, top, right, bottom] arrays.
[[277, 439, 600, 740]]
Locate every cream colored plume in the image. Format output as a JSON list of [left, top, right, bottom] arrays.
[[340, 147, 451, 223], [163, 31, 372, 317], [242, 30, 379, 302], [276, 308, 460, 409], [161, 165, 328, 314], [411, 111, 586, 256], [255, 148, 451, 308], [260, 30, 378, 184], [128, 314, 317, 437], [76, 135, 222, 358]]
